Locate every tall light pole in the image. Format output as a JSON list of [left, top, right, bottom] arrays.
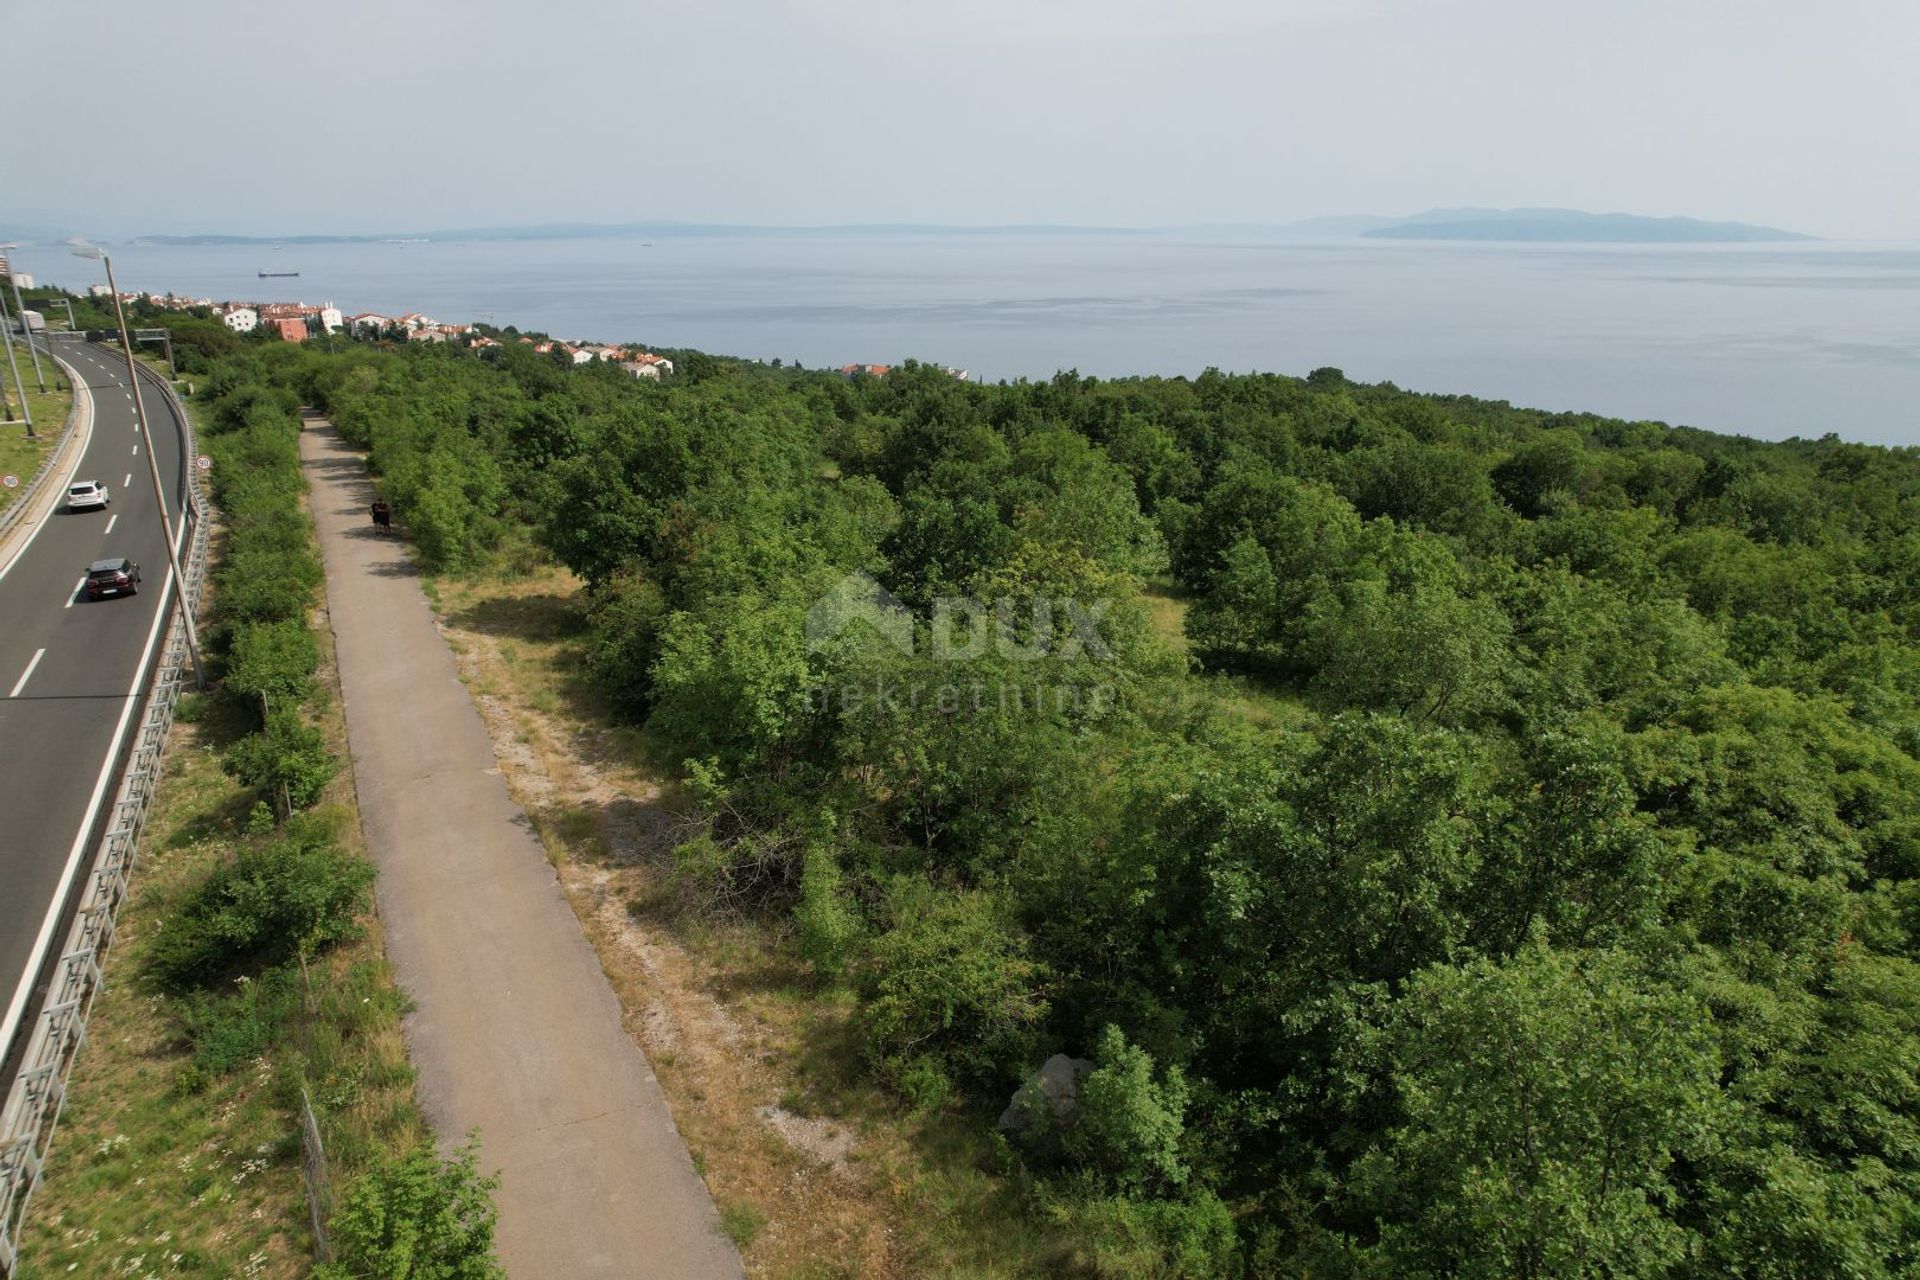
[[70, 239, 205, 689], [0, 247, 47, 391]]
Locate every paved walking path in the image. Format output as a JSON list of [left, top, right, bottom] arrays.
[[300, 415, 744, 1279]]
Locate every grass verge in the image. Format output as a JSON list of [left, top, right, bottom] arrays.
[[0, 353, 73, 515], [12, 389, 429, 1280]]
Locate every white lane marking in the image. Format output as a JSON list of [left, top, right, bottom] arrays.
[[64, 576, 83, 608], [123, 472, 132, 488], [8, 648, 46, 698], [104, 513, 118, 535], [0, 501, 187, 1059], [132, 443, 140, 457], [0, 360, 95, 586]]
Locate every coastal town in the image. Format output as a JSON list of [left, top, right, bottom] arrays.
[[84, 283, 683, 377], [77, 284, 968, 381]]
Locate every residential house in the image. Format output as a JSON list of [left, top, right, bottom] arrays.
[[348, 312, 392, 337], [569, 348, 594, 365], [222, 306, 259, 334], [838, 363, 893, 378], [317, 303, 344, 333], [623, 351, 674, 377], [406, 328, 448, 344], [271, 317, 308, 343], [397, 312, 437, 332]]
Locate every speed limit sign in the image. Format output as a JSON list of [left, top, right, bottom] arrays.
[[1, 474, 17, 489], [196, 455, 212, 472]]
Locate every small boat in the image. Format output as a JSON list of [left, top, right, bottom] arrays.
[[258, 270, 300, 278]]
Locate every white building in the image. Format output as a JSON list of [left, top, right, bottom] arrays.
[[223, 306, 259, 334], [318, 303, 344, 333], [348, 313, 392, 337], [624, 352, 674, 377], [570, 348, 595, 365]]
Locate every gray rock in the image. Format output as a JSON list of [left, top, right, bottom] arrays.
[[997, 1053, 1094, 1133]]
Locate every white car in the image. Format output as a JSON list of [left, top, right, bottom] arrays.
[[67, 480, 110, 512]]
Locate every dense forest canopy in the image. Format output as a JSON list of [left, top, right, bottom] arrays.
[[190, 323, 1920, 1276]]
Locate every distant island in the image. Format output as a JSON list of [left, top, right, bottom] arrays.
[[1294, 207, 1813, 244]]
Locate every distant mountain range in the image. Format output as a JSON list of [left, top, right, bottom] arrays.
[[1290, 207, 1814, 243], [124, 221, 1154, 247], [44, 208, 1807, 247]]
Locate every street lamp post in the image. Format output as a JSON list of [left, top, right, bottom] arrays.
[[54, 296, 77, 331], [0, 247, 47, 391], [70, 240, 205, 689]]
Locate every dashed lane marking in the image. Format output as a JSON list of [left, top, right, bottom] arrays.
[[8, 648, 45, 698]]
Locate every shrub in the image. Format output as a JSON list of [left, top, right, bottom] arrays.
[[314, 1139, 503, 1280], [224, 618, 320, 709], [583, 572, 668, 721], [216, 546, 320, 626], [1047, 1189, 1239, 1280], [180, 965, 299, 1075], [857, 879, 1046, 1094], [222, 708, 336, 810], [148, 814, 372, 990], [794, 846, 864, 982], [1063, 1026, 1192, 1193]]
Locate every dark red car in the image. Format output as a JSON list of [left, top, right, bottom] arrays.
[[85, 557, 141, 600]]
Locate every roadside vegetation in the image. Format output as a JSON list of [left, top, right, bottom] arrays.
[[0, 349, 72, 516], [15, 359, 500, 1279], [219, 332, 1920, 1277]]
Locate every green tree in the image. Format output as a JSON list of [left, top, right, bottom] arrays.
[[1346, 945, 1721, 1279]]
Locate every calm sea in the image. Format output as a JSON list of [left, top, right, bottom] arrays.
[[13, 234, 1920, 446]]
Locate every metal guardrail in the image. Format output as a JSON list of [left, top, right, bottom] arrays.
[[0, 355, 208, 1275], [0, 339, 83, 547]]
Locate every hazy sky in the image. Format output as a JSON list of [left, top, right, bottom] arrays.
[[6, 0, 1916, 239]]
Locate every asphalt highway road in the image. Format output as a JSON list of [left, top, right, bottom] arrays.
[[0, 342, 190, 1063]]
